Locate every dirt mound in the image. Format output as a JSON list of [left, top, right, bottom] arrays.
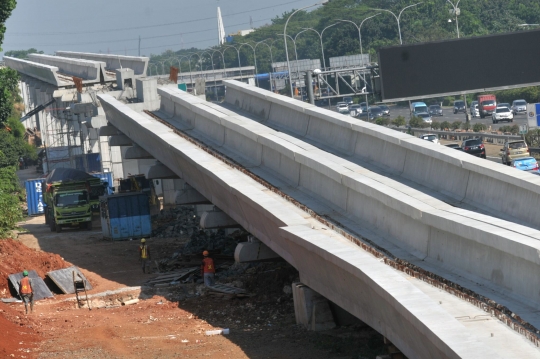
[[0, 303, 40, 358], [0, 238, 70, 297]]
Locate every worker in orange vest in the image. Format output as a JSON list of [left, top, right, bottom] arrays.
[[201, 250, 215, 287], [18, 270, 34, 314], [139, 238, 151, 274]]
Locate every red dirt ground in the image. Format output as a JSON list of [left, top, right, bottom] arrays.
[[0, 238, 69, 296]]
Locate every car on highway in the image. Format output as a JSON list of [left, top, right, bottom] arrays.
[[357, 111, 375, 121], [510, 157, 539, 172], [429, 105, 443, 116], [445, 143, 463, 151], [471, 104, 479, 118], [411, 102, 429, 116], [511, 99, 527, 115], [492, 106, 514, 124], [348, 104, 362, 117], [453, 100, 466, 114], [416, 112, 432, 124], [498, 103, 511, 110], [369, 106, 384, 118], [501, 140, 529, 165], [343, 96, 353, 105], [461, 138, 486, 158], [470, 101, 478, 115], [419, 134, 439, 144], [336, 102, 349, 114], [379, 105, 390, 116]]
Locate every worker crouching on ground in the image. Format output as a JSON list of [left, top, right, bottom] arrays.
[[139, 238, 151, 274], [18, 270, 34, 314], [201, 250, 215, 287]]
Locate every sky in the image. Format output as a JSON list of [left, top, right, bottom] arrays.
[[1, 0, 323, 57]]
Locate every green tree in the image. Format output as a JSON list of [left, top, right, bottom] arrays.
[[461, 122, 471, 131], [440, 121, 451, 130], [375, 117, 390, 126], [431, 121, 441, 130], [4, 48, 43, 59], [473, 123, 487, 132], [392, 116, 406, 127], [0, 0, 17, 52], [451, 121, 462, 130], [0, 68, 19, 125]]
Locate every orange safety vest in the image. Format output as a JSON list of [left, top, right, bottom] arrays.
[[202, 257, 215, 273], [20, 277, 32, 294], [140, 244, 148, 259]]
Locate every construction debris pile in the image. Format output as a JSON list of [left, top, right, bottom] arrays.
[[153, 206, 248, 256], [152, 206, 200, 238]]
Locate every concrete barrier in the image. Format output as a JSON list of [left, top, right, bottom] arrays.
[[223, 80, 540, 230], [99, 93, 510, 358], [155, 86, 540, 310]]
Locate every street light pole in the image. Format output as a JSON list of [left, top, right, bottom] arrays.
[[446, 0, 461, 38], [372, 2, 422, 44], [284, 0, 329, 98], [255, 40, 274, 91], [337, 13, 381, 56], [238, 43, 258, 87]]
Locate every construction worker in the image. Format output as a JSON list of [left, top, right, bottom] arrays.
[[18, 270, 34, 314], [201, 250, 215, 287], [139, 238, 151, 274]]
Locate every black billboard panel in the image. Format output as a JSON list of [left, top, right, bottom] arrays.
[[378, 29, 540, 101]]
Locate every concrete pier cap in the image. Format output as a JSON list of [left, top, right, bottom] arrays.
[[125, 145, 154, 159], [234, 235, 280, 262], [175, 183, 211, 205], [99, 125, 120, 137], [108, 134, 133, 146], [199, 209, 239, 229], [146, 162, 180, 180]]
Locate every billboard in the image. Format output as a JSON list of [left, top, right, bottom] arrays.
[[329, 54, 370, 69], [378, 29, 540, 102]]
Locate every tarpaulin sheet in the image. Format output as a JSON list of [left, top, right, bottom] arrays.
[[8, 270, 53, 300], [47, 266, 92, 294]]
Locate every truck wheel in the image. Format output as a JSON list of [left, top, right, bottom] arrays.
[[49, 219, 56, 232], [45, 211, 49, 225], [480, 113, 485, 119], [55, 223, 62, 233], [86, 221, 92, 231]]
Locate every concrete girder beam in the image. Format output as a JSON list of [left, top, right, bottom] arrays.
[[200, 209, 239, 229], [234, 237, 280, 262], [146, 163, 179, 179], [99, 125, 120, 136], [125, 145, 154, 159], [108, 134, 133, 146], [175, 184, 211, 205]]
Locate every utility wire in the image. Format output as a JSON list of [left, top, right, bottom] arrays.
[[8, 0, 308, 36]]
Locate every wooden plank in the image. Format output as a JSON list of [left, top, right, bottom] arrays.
[[46, 266, 92, 294], [8, 270, 54, 300]]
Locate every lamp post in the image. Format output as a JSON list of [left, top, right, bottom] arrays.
[[188, 53, 202, 90], [284, 0, 329, 98], [337, 13, 381, 56], [302, 23, 339, 106], [446, 0, 461, 38], [279, 31, 309, 95], [221, 45, 242, 78], [372, 2, 422, 44], [255, 40, 275, 91], [238, 42, 258, 87]]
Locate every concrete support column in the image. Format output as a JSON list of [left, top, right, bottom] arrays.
[[292, 282, 336, 331], [162, 179, 185, 207], [234, 236, 280, 262]]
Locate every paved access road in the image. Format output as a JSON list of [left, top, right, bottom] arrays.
[[329, 104, 527, 131]]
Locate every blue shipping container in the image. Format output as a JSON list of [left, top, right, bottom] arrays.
[[25, 179, 45, 216], [91, 172, 114, 194], [100, 192, 151, 241]]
